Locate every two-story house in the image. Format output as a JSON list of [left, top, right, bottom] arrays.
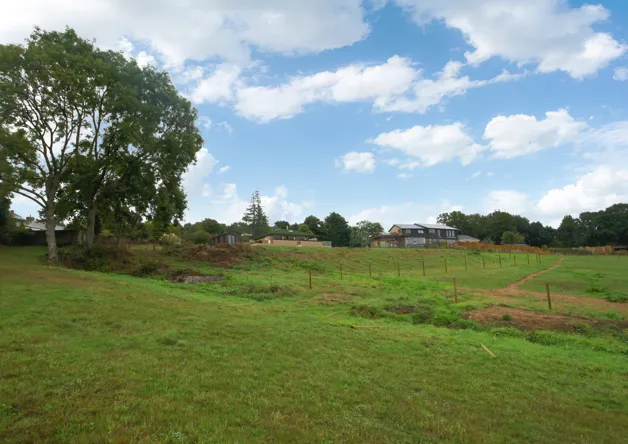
[[370, 223, 459, 248]]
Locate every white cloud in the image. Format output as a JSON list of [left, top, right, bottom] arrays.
[[394, 0, 625, 78], [136, 51, 156, 68], [484, 109, 587, 158], [378, 61, 525, 113], [217, 121, 233, 134], [614, 67, 628, 81], [335, 152, 376, 173], [198, 116, 212, 129], [397, 173, 412, 180], [470, 170, 482, 179], [484, 190, 531, 215], [369, 122, 484, 167], [348, 200, 463, 228], [1, 1, 369, 66], [483, 166, 628, 226], [537, 166, 628, 218], [182, 148, 218, 200], [218, 166, 231, 174], [190, 64, 241, 104], [231, 55, 418, 122]]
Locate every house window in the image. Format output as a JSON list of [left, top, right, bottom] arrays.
[[404, 229, 411, 234], [429, 229, 435, 234], [417, 229, 424, 234]]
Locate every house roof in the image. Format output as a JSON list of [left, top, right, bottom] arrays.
[[390, 223, 459, 231], [416, 223, 459, 231], [13, 214, 65, 231]]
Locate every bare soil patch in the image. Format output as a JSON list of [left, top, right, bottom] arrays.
[[465, 306, 628, 333], [504, 258, 564, 290]]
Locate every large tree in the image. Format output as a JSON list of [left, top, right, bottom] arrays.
[[0, 27, 202, 259], [303, 215, 326, 239], [350, 220, 384, 248], [324, 212, 350, 247]]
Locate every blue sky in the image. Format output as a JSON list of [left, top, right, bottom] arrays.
[[4, 0, 628, 228]]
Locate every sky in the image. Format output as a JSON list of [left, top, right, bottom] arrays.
[[4, 0, 628, 229]]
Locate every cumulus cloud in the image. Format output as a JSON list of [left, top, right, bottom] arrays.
[[484, 166, 628, 226], [614, 67, 628, 81], [335, 152, 376, 173], [217, 166, 230, 174], [484, 109, 587, 158], [1, 0, 369, 66], [394, 0, 625, 78], [369, 122, 484, 167]]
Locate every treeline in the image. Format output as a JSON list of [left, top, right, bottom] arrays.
[[180, 191, 383, 248], [437, 204, 628, 248]]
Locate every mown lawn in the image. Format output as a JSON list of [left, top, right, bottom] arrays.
[[1, 247, 627, 443]]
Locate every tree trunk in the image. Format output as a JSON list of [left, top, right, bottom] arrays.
[[86, 205, 97, 248], [45, 209, 58, 262]]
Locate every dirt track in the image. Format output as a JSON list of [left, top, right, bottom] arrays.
[[504, 257, 564, 290]]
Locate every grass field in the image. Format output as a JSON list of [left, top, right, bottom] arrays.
[[1, 246, 627, 443]]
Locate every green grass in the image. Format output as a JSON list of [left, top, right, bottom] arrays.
[[1, 247, 627, 443], [520, 255, 628, 302]]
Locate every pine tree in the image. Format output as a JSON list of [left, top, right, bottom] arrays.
[[242, 190, 268, 238]]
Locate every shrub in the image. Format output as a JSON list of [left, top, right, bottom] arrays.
[[605, 293, 628, 303], [502, 314, 513, 321], [586, 286, 606, 294], [193, 230, 212, 244], [411, 305, 434, 324]]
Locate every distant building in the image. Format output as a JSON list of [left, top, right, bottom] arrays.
[[370, 223, 459, 248], [254, 229, 329, 247], [210, 232, 242, 247], [12, 213, 65, 231]]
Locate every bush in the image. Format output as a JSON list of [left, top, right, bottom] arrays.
[[502, 314, 512, 321], [192, 230, 212, 244], [605, 292, 628, 303], [57, 245, 132, 272]]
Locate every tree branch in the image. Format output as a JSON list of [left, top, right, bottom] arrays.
[[11, 187, 46, 209]]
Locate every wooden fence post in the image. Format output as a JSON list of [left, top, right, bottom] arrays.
[[527, 253, 530, 265], [422, 259, 426, 277], [340, 263, 343, 280], [369, 262, 372, 277], [546, 283, 552, 310], [309, 269, 312, 289], [454, 278, 458, 303], [445, 256, 448, 273], [379, 273, 383, 296], [483, 256, 486, 269], [464, 255, 468, 271], [499, 255, 502, 268]]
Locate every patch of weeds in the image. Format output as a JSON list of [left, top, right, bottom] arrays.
[[592, 272, 605, 279], [502, 313, 513, 321], [586, 286, 606, 294], [224, 281, 299, 301], [165, 431, 188, 443], [411, 305, 434, 324], [605, 292, 628, 303], [132, 260, 172, 277], [351, 304, 384, 320], [574, 323, 593, 336]]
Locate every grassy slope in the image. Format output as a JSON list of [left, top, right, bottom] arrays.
[[1, 247, 627, 443], [520, 255, 628, 299]]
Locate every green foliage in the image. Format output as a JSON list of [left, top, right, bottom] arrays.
[[242, 190, 269, 238], [274, 220, 290, 230], [303, 215, 326, 239], [501, 231, 525, 245], [192, 230, 212, 244], [502, 314, 513, 321], [349, 220, 384, 247], [324, 212, 351, 247]]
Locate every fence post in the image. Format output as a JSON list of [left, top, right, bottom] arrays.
[[369, 262, 372, 277], [527, 253, 530, 265], [422, 259, 426, 277], [464, 255, 468, 271], [499, 255, 502, 268], [445, 256, 448, 273], [454, 277, 458, 303], [379, 273, 383, 296], [483, 256, 486, 269], [546, 283, 552, 310], [309, 269, 312, 289], [340, 262, 343, 280]]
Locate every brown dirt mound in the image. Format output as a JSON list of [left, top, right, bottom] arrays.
[[466, 306, 628, 333], [166, 243, 257, 268]]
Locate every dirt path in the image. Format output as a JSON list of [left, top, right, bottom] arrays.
[[504, 257, 564, 290]]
